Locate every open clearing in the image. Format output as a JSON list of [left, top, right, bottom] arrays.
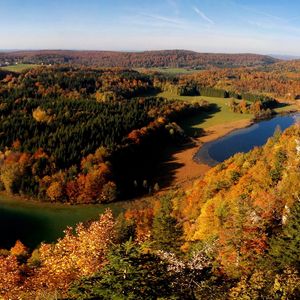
[[158, 91, 253, 134], [158, 91, 298, 134], [1, 63, 40, 72]]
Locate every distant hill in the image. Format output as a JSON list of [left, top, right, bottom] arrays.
[[270, 54, 300, 60], [262, 59, 300, 73], [0, 50, 278, 69]]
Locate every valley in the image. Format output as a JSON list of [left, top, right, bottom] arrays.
[[1, 1, 300, 298], [0, 53, 299, 299]]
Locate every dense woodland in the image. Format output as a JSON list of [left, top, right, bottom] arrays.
[[175, 60, 300, 100], [0, 59, 299, 298], [0, 65, 287, 203], [0, 66, 213, 202], [0, 125, 299, 299], [0, 49, 277, 68]]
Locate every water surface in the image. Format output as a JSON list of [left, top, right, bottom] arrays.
[[0, 195, 125, 249], [1, 113, 298, 249], [195, 113, 299, 166]]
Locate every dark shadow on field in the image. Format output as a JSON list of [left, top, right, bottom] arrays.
[[178, 103, 221, 137], [152, 140, 196, 188], [113, 103, 220, 199], [136, 89, 161, 97], [153, 103, 220, 188], [0, 208, 48, 249], [274, 102, 290, 110]]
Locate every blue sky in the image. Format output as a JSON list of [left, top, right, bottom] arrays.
[[0, 0, 300, 54]]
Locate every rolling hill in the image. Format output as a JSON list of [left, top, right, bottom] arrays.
[[0, 49, 278, 69]]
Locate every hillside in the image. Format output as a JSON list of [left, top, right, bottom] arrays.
[[0, 64, 299, 299], [0, 50, 278, 69], [178, 61, 300, 100], [261, 59, 300, 72], [177, 124, 300, 276], [1, 123, 300, 299]]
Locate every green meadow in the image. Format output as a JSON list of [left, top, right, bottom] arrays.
[[1, 63, 40, 72]]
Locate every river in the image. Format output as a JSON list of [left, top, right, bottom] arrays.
[[0, 195, 125, 249], [1, 113, 298, 250], [195, 113, 300, 166]]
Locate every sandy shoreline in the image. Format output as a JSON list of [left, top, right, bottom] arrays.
[[170, 102, 300, 188], [170, 118, 254, 188]]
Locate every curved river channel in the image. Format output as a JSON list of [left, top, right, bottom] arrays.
[[0, 196, 126, 249], [0, 113, 299, 249], [195, 113, 300, 166]]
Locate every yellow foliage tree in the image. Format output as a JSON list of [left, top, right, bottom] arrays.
[[10, 240, 28, 258], [32, 106, 52, 122], [29, 210, 115, 292], [46, 181, 64, 202]]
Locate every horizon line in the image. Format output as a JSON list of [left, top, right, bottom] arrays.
[[1, 48, 300, 57]]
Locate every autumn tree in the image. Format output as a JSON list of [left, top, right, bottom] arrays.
[[229, 268, 300, 300], [28, 210, 115, 293], [0, 255, 23, 298], [68, 241, 174, 300], [10, 240, 28, 259]]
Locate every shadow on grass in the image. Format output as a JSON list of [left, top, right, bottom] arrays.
[[274, 102, 290, 109], [154, 104, 221, 188], [0, 207, 49, 249], [178, 103, 221, 137], [137, 89, 161, 98], [114, 103, 222, 197]]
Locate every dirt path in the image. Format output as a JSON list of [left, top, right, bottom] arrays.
[[169, 119, 254, 188]]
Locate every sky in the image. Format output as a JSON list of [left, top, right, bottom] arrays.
[[0, 0, 300, 55]]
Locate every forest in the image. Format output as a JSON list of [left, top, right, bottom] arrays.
[[0, 66, 213, 202], [0, 60, 299, 298], [0, 49, 277, 68], [0, 65, 294, 203], [175, 60, 300, 100], [0, 65, 289, 203], [0, 124, 299, 299], [2, 0, 300, 296]]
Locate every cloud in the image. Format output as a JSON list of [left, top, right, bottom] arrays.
[[240, 5, 286, 23], [193, 6, 214, 25], [140, 13, 184, 26], [122, 13, 189, 31]]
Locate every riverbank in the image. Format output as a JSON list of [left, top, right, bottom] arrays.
[[168, 103, 300, 188], [0, 191, 129, 249], [166, 118, 254, 188], [0, 109, 298, 249]]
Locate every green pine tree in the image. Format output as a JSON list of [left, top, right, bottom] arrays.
[[269, 200, 300, 270], [152, 195, 183, 253], [68, 241, 175, 300]]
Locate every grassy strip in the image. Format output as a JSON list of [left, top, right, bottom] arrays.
[[1, 63, 40, 72]]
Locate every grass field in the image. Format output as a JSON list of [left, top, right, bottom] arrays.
[[0, 63, 40, 72], [158, 91, 299, 136], [273, 102, 299, 113], [158, 91, 253, 135], [0, 192, 154, 248]]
